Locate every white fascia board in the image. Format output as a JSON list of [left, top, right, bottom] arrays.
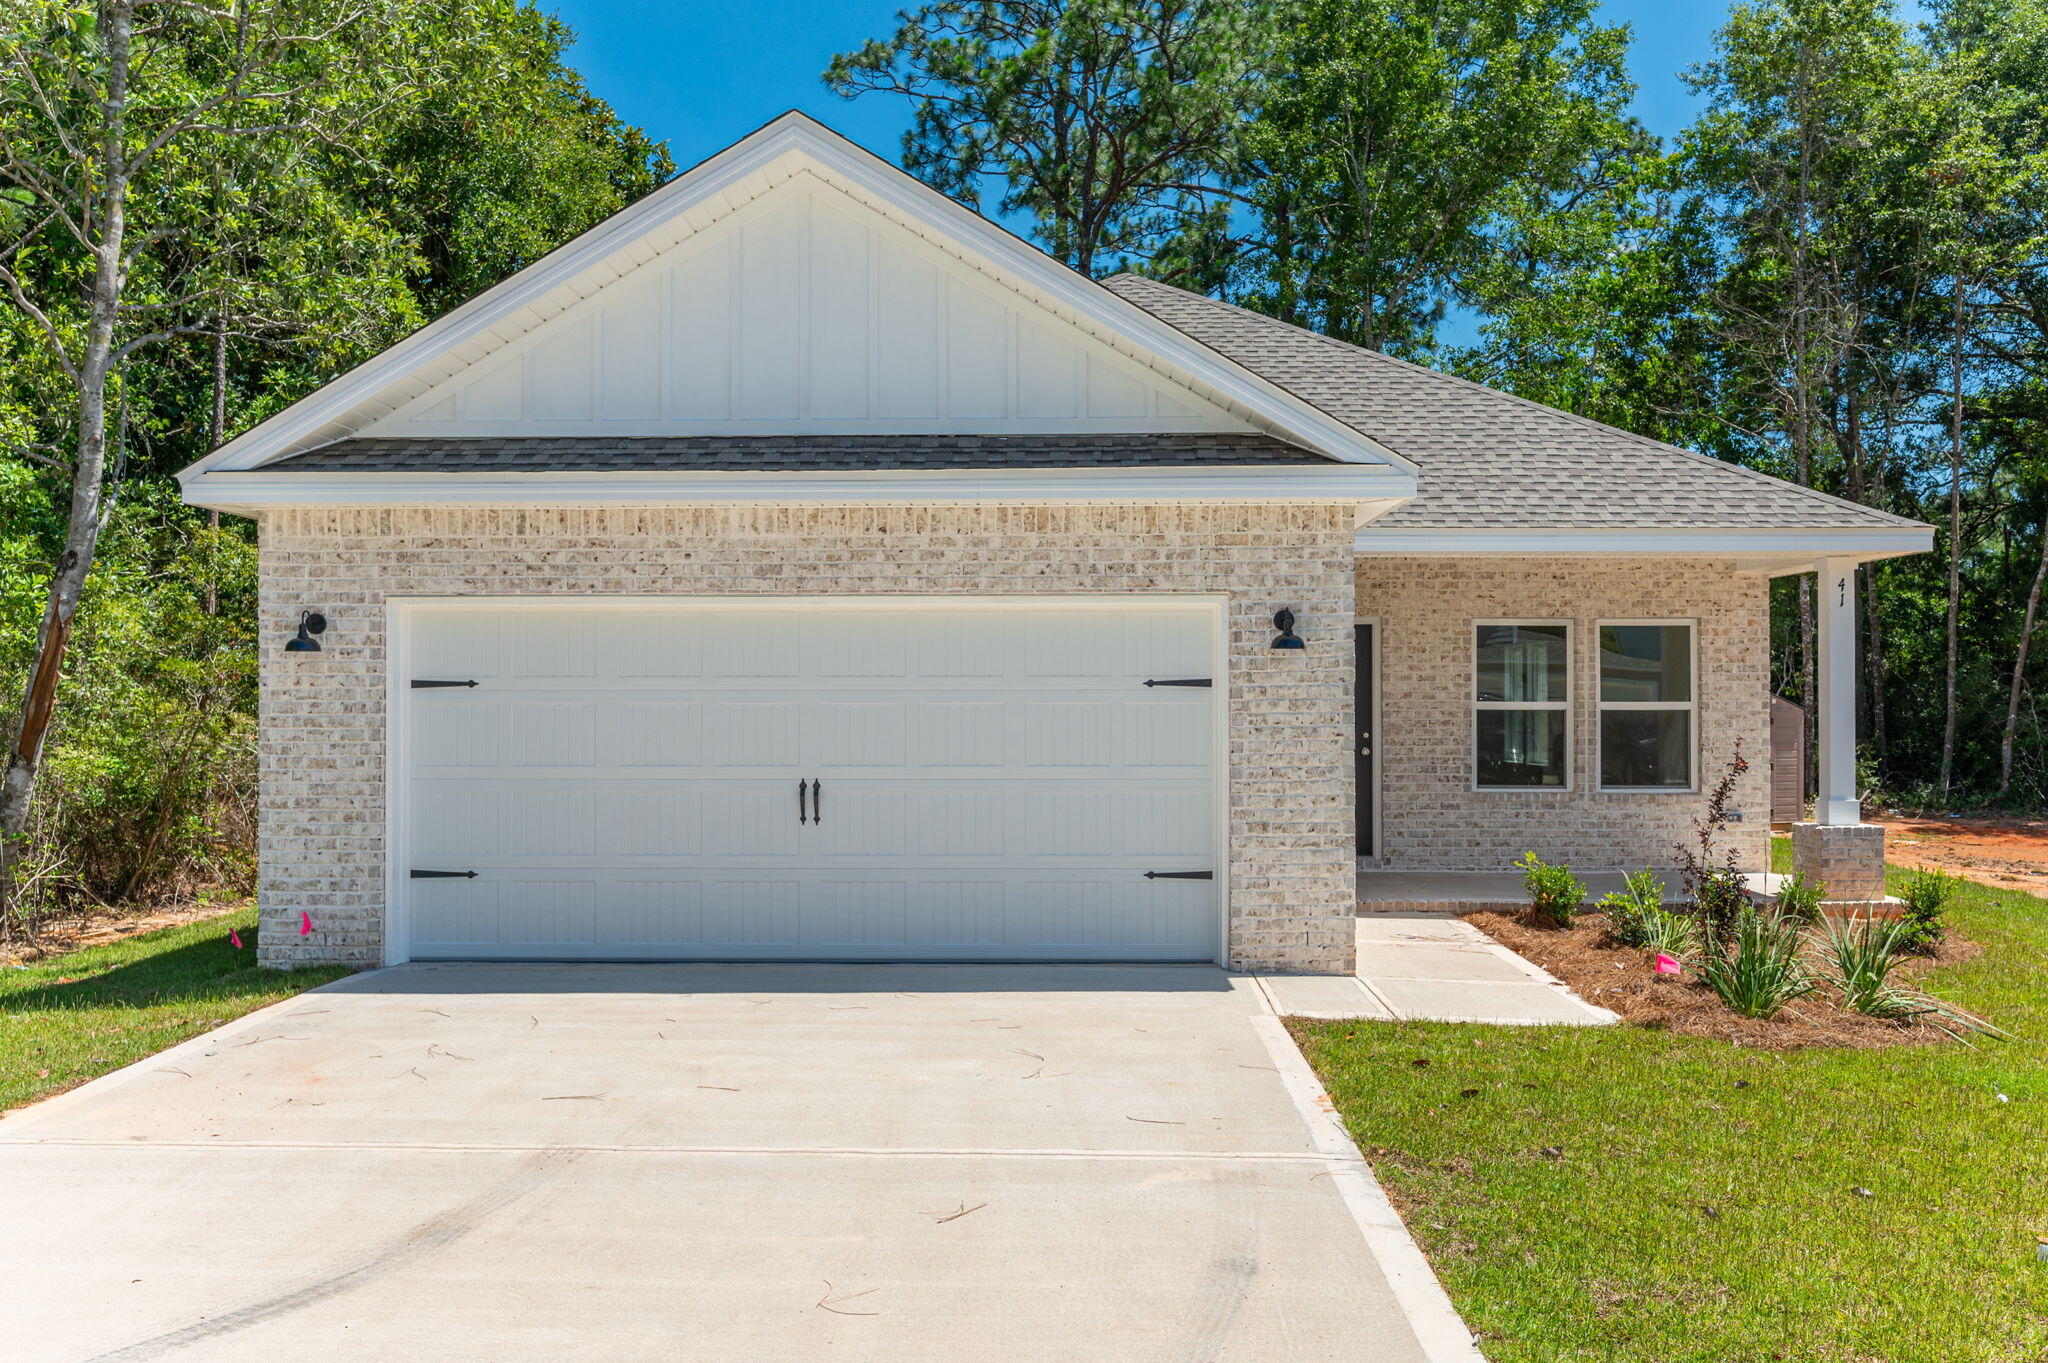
[[1354, 524, 1935, 562], [183, 462, 1416, 512], [179, 113, 1408, 483]]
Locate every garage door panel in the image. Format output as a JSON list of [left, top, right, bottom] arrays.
[[805, 702, 909, 767], [909, 702, 1006, 767], [699, 615, 801, 680], [1021, 613, 1125, 679], [813, 788, 909, 856], [411, 781, 502, 859], [501, 612, 596, 678], [1019, 790, 1123, 858], [595, 789, 705, 857], [409, 878, 495, 951], [805, 879, 909, 945], [413, 700, 501, 770], [505, 789, 596, 857], [498, 879, 597, 947], [1119, 699, 1211, 768], [603, 701, 704, 768], [601, 612, 706, 679], [401, 603, 1219, 962], [697, 789, 805, 857], [1117, 791, 1211, 857], [1018, 701, 1115, 768], [506, 701, 595, 767], [704, 701, 803, 768], [411, 611, 504, 679], [907, 789, 1007, 857], [613, 879, 705, 945]]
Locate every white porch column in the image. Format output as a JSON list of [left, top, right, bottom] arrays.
[[1814, 555, 1860, 825], [1791, 555, 1888, 904]]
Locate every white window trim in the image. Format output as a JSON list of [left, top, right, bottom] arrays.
[[1472, 619, 1573, 794], [1596, 618, 1699, 794]]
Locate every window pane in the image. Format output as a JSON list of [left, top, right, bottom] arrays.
[[1599, 625, 1691, 702], [1477, 709, 1569, 787], [1475, 624, 1568, 702], [1600, 710, 1692, 788]]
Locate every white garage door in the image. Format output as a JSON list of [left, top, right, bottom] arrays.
[[395, 600, 1220, 961]]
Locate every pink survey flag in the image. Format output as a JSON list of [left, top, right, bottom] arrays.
[[1654, 953, 1681, 975], [299, 911, 313, 937], [229, 930, 244, 950]]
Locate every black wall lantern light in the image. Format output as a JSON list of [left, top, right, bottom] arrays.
[[1269, 608, 1305, 650], [285, 610, 327, 653]]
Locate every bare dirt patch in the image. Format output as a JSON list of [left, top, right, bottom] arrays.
[[1467, 910, 1979, 1050], [0, 901, 245, 966], [1872, 813, 2048, 897]]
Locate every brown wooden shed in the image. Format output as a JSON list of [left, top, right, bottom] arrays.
[[1770, 696, 1808, 827]]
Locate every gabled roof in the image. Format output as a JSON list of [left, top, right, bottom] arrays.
[[179, 112, 1411, 500], [1104, 275, 1926, 535]]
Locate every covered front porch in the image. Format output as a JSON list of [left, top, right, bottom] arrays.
[[1349, 550, 1893, 907]]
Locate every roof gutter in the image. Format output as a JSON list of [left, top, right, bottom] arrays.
[[182, 462, 1418, 515], [1354, 523, 1934, 568]]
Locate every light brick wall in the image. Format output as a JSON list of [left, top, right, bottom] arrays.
[[1357, 557, 1771, 874], [256, 503, 1357, 973]]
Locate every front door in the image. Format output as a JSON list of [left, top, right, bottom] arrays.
[[1355, 623, 1376, 859]]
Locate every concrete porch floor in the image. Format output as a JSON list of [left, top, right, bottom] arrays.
[[1356, 868, 1783, 912]]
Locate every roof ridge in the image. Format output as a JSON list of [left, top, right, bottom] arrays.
[[1104, 275, 1925, 531]]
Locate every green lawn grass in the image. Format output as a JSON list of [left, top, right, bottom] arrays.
[[1298, 850, 2048, 1363], [0, 905, 353, 1112]]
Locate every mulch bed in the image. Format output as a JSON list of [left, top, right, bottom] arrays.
[[1466, 910, 1982, 1050]]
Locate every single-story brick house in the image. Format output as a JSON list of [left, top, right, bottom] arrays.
[[178, 113, 1931, 974]]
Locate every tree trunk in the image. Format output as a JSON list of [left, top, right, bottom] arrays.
[[0, 3, 134, 926], [1939, 275, 1965, 795], [2002, 516, 2048, 792], [205, 311, 226, 615]]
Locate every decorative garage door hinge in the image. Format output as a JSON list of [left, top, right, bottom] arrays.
[[1142, 678, 1212, 688], [1143, 870, 1214, 880], [410, 679, 479, 689], [409, 869, 478, 879]]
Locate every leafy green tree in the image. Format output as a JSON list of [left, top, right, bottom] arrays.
[[1210, 0, 1637, 357], [825, 0, 1243, 275]]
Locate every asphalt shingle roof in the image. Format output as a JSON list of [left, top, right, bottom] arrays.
[[269, 433, 1333, 473], [1103, 274, 1921, 531]]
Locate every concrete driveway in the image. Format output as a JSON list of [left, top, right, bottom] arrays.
[[1, 964, 1476, 1362]]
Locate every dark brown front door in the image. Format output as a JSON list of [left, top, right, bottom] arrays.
[[1356, 623, 1376, 858]]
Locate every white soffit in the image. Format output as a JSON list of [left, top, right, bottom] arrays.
[[179, 112, 1412, 484], [1354, 524, 1936, 567]]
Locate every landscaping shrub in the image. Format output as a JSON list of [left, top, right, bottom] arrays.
[[1773, 871, 1825, 922], [1676, 745, 1754, 936], [1694, 906, 1814, 1019], [1898, 869, 1956, 953], [1516, 852, 1586, 928], [1817, 910, 2005, 1039], [1600, 870, 1664, 942]]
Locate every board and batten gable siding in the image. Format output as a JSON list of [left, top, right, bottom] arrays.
[[356, 179, 1256, 440], [1357, 557, 1771, 872], [256, 503, 1357, 973]]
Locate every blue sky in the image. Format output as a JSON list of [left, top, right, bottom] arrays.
[[546, 1, 1812, 174]]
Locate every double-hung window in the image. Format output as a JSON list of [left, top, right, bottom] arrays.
[[1473, 622, 1571, 789], [1597, 621, 1695, 791]]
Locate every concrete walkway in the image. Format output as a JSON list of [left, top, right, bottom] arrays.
[[0, 963, 1482, 1363], [1258, 916, 1618, 1026]]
